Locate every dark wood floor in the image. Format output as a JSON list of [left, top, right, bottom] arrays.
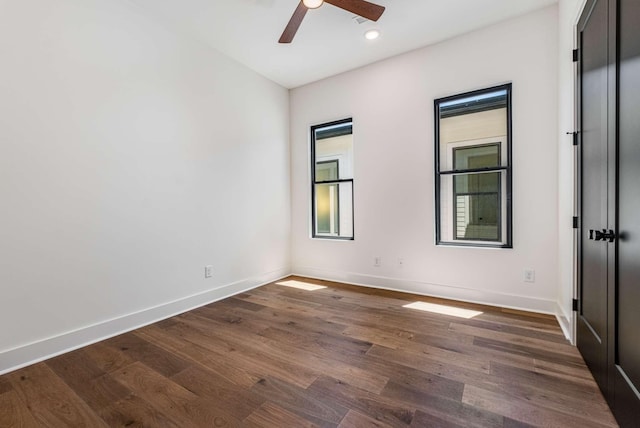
[[0, 276, 618, 427]]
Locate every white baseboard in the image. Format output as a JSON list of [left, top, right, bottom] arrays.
[[0, 267, 290, 375], [555, 301, 574, 343], [292, 266, 557, 315]]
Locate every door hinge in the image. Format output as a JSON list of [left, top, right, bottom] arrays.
[[566, 131, 579, 146], [573, 49, 579, 62], [573, 298, 579, 311], [572, 216, 579, 229]]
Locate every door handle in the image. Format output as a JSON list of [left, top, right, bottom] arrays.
[[600, 229, 616, 242], [589, 229, 615, 242]]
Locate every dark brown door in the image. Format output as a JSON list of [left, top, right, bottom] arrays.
[[577, 0, 610, 394], [613, 0, 640, 424], [578, 0, 640, 424]]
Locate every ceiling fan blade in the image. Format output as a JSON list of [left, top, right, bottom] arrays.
[[279, 1, 308, 43], [325, 0, 385, 22]]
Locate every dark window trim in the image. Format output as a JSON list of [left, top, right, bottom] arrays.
[[311, 118, 354, 240], [434, 83, 513, 248], [440, 96, 507, 118], [315, 124, 353, 140], [439, 166, 508, 175]]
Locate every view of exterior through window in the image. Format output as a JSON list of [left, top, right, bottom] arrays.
[[311, 119, 354, 239], [435, 85, 512, 247]]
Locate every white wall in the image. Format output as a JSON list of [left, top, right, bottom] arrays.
[[0, 0, 290, 373], [556, 0, 587, 342], [290, 6, 560, 314]]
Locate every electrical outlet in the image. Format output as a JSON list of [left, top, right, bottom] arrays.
[[374, 256, 381, 267], [205, 265, 213, 278], [523, 269, 535, 283]]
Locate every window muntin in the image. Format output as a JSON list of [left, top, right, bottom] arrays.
[[311, 119, 354, 239], [435, 85, 512, 247]]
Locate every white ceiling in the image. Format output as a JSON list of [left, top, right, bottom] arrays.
[[130, 0, 557, 88]]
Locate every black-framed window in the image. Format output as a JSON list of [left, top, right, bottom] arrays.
[[311, 119, 354, 239], [435, 84, 512, 247]]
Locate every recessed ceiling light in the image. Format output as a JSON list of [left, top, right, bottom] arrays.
[[364, 29, 380, 40], [303, 0, 323, 9]]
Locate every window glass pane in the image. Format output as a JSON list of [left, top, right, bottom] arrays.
[[315, 183, 339, 234], [314, 123, 353, 180], [453, 144, 500, 170], [454, 172, 501, 241], [314, 181, 353, 239], [454, 171, 500, 193], [439, 90, 507, 170], [316, 160, 339, 181], [439, 170, 507, 245]]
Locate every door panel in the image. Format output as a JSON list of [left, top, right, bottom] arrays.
[[577, 0, 609, 392], [614, 0, 640, 423], [578, 0, 640, 424]]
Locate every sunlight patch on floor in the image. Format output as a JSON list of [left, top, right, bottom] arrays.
[[403, 301, 483, 319], [276, 280, 327, 291]]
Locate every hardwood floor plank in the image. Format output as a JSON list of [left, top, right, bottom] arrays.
[[480, 309, 559, 327], [489, 361, 604, 402], [83, 342, 135, 374], [198, 299, 349, 336], [352, 356, 466, 402], [0, 390, 40, 427], [326, 308, 450, 336], [170, 365, 265, 420], [466, 371, 612, 425], [256, 326, 389, 394], [249, 376, 349, 427], [449, 323, 577, 357], [235, 289, 325, 315], [381, 377, 465, 410], [366, 343, 492, 382], [244, 401, 319, 428], [98, 394, 180, 428], [338, 409, 394, 428], [410, 409, 478, 428], [211, 295, 268, 312], [532, 358, 596, 385], [382, 381, 503, 428], [409, 332, 537, 373], [7, 363, 108, 427], [255, 318, 373, 357], [474, 335, 584, 366], [0, 376, 13, 395], [46, 349, 131, 412], [110, 362, 242, 426], [455, 317, 568, 344], [46, 348, 104, 381], [172, 313, 320, 388], [103, 333, 191, 378], [462, 384, 617, 428], [341, 324, 419, 350], [136, 325, 261, 388], [308, 375, 416, 427], [503, 417, 537, 428]]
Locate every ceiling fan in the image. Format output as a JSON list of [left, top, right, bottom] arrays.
[[279, 0, 385, 43]]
